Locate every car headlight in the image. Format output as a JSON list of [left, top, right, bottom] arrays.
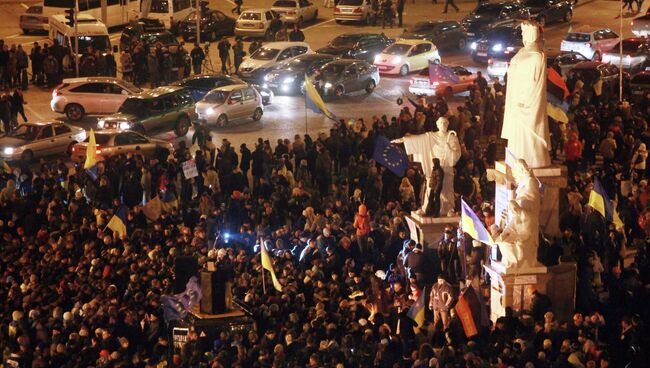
[[119, 122, 131, 130], [374, 55, 382, 63], [98, 119, 105, 129], [206, 107, 215, 116], [260, 90, 270, 97], [282, 76, 295, 84], [492, 44, 503, 52], [3, 147, 14, 155], [392, 56, 403, 65], [470, 42, 477, 50], [324, 82, 332, 89]]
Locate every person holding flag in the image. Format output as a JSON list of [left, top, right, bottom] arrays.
[[260, 239, 283, 292], [84, 128, 99, 180], [106, 206, 129, 239]]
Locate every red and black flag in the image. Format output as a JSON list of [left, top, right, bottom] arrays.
[[454, 285, 489, 338]]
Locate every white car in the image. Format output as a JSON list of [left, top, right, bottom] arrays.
[[0, 121, 86, 162], [560, 28, 620, 61], [271, 0, 318, 25], [51, 77, 143, 121], [195, 84, 264, 127], [235, 8, 281, 39], [601, 38, 650, 71], [238, 41, 313, 81], [373, 39, 440, 76], [334, 0, 373, 24], [631, 10, 650, 37]]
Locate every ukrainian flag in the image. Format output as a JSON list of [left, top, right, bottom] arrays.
[[461, 198, 493, 245], [106, 206, 129, 239], [260, 239, 283, 292], [589, 177, 624, 229], [84, 129, 99, 180], [304, 75, 337, 121], [406, 287, 426, 333]]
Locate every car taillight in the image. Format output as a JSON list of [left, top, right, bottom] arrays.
[[353, 7, 363, 13], [432, 81, 439, 86], [71, 146, 76, 152], [287, 10, 296, 15], [258, 22, 264, 29], [487, 58, 493, 65], [95, 149, 102, 155], [335, 6, 341, 11], [586, 42, 592, 48]]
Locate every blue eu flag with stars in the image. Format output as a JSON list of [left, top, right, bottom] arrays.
[[373, 135, 408, 177]]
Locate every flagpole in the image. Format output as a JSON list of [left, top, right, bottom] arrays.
[[303, 83, 308, 135]]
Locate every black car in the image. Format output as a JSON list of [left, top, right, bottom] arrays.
[[120, 18, 179, 52], [316, 33, 394, 63], [315, 59, 380, 97], [175, 74, 274, 105], [471, 25, 523, 64], [263, 54, 336, 94], [179, 9, 236, 42], [522, 0, 573, 25], [462, 1, 529, 42], [400, 20, 467, 51]]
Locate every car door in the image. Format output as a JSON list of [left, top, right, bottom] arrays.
[[432, 25, 447, 49], [101, 83, 130, 113], [455, 68, 474, 92], [227, 89, 246, 119], [144, 97, 167, 130], [275, 47, 294, 65], [214, 11, 231, 35], [69, 82, 105, 113], [343, 64, 361, 91], [52, 123, 75, 155], [407, 44, 424, 70], [33, 125, 55, 156], [242, 87, 258, 118]]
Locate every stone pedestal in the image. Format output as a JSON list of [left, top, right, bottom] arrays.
[[484, 262, 577, 323], [492, 161, 567, 237], [406, 212, 460, 250]]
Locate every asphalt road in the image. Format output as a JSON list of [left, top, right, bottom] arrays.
[[0, 0, 640, 158]]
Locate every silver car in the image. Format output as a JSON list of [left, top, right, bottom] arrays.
[[70, 130, 174, 162], [0, 122, 86, 162], [195, 84, 264, 127]]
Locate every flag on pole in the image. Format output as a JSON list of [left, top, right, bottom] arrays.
[[143, 196, 162, 221], [106, 206, 129, 239], [260, 240, 283, 292], [373, 135, 408, 176], [162, 276, 202, 322], [406, 287, 426, 333], [84, 129, 99, 180], [454, 285, 487, 338], [304, 75, 337, 122], [589, 176, 624, 229], [461, 198, 493, 245]]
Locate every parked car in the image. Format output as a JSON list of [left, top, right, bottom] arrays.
[[263, 54, 336, 94], [179, 9, 235, 41], [195, 84, 264, 126], [51, 77, 143, 121], [19, 5, 48, 34], [408, 64, 476, 97], [570, 61, 626, 89], [632, 9, 650, 37], [399, 21, 467, 51], [97, 86, 195, 137], [374, 39, 441, 76], [175, 74, 274, 105], [0, 122, 86, 162], [602, 38, 650, 71], [238, 41, 312, 82], [71, 130, 174, 162], [522, 0, 572, 25], [317, 33, 394, 63], [560, 28, 620, 61], [334, 0, 373, 24], [234, 9, 281, 39], [315, 59, 380, 97], [629, 71, 650, 101], [546, 50, 590, 78], [119, 18, 179, 52], [271, 0, 318, 25], [461, 1, 529, 42], [471, 25, 523, 64]]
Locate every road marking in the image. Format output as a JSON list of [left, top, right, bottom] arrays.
[[6, 34, 23, 39], [25, 103, 44, 120], [21, 3, 29, 9], [304, 18, 335, 30]]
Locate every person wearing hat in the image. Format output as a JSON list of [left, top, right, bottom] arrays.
[[429, 274, 455, 332]]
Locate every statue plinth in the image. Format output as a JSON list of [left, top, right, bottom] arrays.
[[491, 161, 567, 237], [484, 262, 577, 323], [407, 212, 460, 249]]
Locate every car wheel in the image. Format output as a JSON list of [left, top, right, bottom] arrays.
[[593, 51, 601, 61], [335, 85, 344, 97], [217, 114, 228, 127], [564, 10, 572, 22], [132, 124, 146, 135], [365, 79, 376, 94], [211, 30, 218, 41], [336, 20, 343, 24], [252, 107, 263, 121], [174, 115, 190, 137], [66, 142, 77, 156], [22, 29, 30, 35], [458, 38, 467, 50], [65, 104, 85, 121], [399, 64, 409, 76], [22, 150, 33, 162]]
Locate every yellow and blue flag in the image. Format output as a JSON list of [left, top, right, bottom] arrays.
[[373, 135, 408, 176], [106, 206, 129, 239], [162, 276, 202, 322], [589, 177, 624, 229], [260, 239, 283, 292], [461, 198, 493, 245], [304, 75, 337, 122], [84, 129, 99, 180], [406, 287, 426, 333]]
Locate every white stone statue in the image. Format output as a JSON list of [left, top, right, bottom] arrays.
[[496, 159, 543, 269], [393, 117, 461, 216], [501, 21, 551, 169]]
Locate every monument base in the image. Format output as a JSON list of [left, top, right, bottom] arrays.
[[406, 212, 460, 249], [484, 261, 577, 323]]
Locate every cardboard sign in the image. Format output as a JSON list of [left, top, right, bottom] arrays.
[[182, 160, 199, 179]]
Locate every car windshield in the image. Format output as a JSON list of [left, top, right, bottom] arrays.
[[84, 134, 111, 145], [473, 4, 502, 16], [321, 64, 345, 76], [240, 12, 262, 20], [523, 0, 548, 7], [338, 0, 364, 5], [203, 90, 228, 104], [618, 40, 644, 53], [283, 57, 314, 71], [185, 10, 210, 22], [565, 33, 590, 42], [118, 98, 148, 117], [148, 0, 169, 13], [252, 47, 280, 60], [9, 124, 40, 140], [142, 32, 177, 46], [121, 81, 143, 93], [72, 35, 110, 52], [383, 43, 412, 55], [273, 0, 296, 7], [487, 28, 517, 39], [411, 22, 435, 32], [330, 35, 360, 47]]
